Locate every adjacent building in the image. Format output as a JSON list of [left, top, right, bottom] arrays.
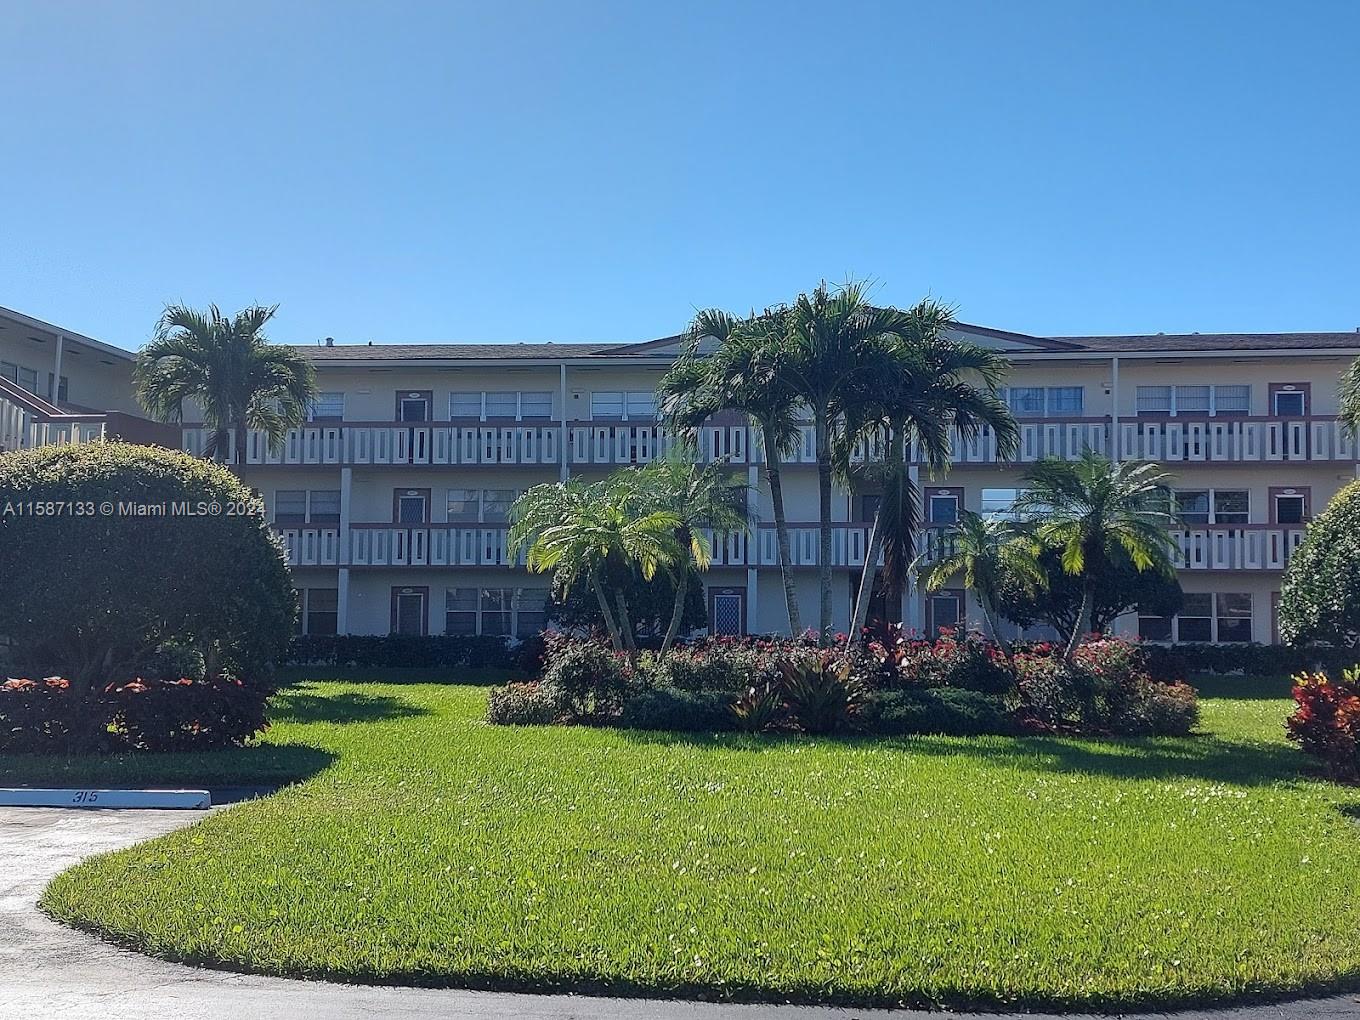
[[7, 303, 1359, 645]]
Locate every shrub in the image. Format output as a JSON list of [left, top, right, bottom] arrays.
[[0, 675, 268, 754], [1141, 642, 1352, 680], [880, 630, 1016, 695], [142, 641, 207, 682], [486, 682, 559, 726], [0, 444, 294, 688], [285, 634, 515, 669], [650, 643, 774, 694], [1115, 679, 1199, 737], [540, 636, 636, 720], [1286, 669, 1360, 782], [731, 682, 783, 733], [866, 687, 1013, 737], [620, 687, 735, 732], [1281, 482, 1360, 646], [778, 653, 864, 735]]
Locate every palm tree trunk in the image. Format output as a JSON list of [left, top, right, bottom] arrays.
[[981, 601, 1013, 660], [589, 567, 625, 653], [848, 508, 884, 648], [814, 413, 833, 644], [660, 565, 690, 657], [234, 420, 248, 468], [1063, 582, 1094, 662], [614, 590, 639, 662], [762, 423, 803, 637]]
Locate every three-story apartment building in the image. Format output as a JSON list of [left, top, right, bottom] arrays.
[[7, 302, 1359, 646]]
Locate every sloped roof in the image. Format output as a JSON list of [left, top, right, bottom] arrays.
[[292, 341, 630, 361], [1057, 331, 1360, 353]]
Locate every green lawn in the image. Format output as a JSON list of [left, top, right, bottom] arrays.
[[16, 675, 1360, 1010]]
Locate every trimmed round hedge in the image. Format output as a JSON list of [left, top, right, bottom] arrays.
[[1280, 480, 1360, 647], [0, 442, 295, 690]]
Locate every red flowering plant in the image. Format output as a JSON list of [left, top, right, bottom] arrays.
[[1286, 669, 1360, 782]]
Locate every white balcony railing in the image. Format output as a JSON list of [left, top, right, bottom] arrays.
[[0, 379, 107, 454], [1171, 526, 1306, 570]]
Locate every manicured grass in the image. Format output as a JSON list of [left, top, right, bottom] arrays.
[[27, 675, 1360, 1010]]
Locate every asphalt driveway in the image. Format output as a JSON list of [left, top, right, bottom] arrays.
[[2, 802, 1359, 1020]]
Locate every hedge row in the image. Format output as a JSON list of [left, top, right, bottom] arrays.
[[283, 634, 521, 669], [0, 676, 271, 754], [1141, 642, 1359, 679]]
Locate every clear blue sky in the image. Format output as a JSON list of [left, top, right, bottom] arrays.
[[3, 0, 1357, 352]]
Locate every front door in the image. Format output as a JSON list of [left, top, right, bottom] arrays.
[[926, 590, 965, 637], [1271, 487, 1310, 524], [394, 488, 430, 524], [710, 590, 745, 636], [1270, 383, 1309, 417], [397, 391, 432, 422], [391, 587, 429, 635]]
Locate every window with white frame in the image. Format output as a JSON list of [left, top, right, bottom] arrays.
[[308, 490, 341, 526], [1175, 489, 1249, 526], [274, 490, 307, 526], [1176, 593, 1213, 642], [1140, 592, 1253, 643], [308, 392, 345, 421], [625, 391, 657, 418], [590, 391, 625, 419], [520, 391, 553, 418], [1000, 386, 1084, 416], [450, 392, 482, 418], [46, 373, 69, 402], [481, 489, 519, 523], [1137, 384, 1252, 415], [981, 487, 1025, 520], [1216, 593, 1253, 642], [484, 391, 518, 418], [304, 588, 339, 636], [446, 488, 481, 522], [444, 586, 548, 636]]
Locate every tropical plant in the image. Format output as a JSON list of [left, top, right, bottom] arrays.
[[778, 652, 864, 734], [509, 476, 678, 656], [840, 301, 1018, 641], [630, 456, 749, 654], [1339, 359, 1360, 438], [1015, 453, 1177, 660], [916, 511, 1042, 655], [730, 681, 783, 733], [1280, 480, 1360, 646], [135, 303, 317, 465], [659, 308, 806, 635], [548, 564, 707, 643]]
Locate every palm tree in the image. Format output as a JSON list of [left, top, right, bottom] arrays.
[[658, 308, 806, 635], [135, 303, 316, 466], [916, 511, 1043, 656], [1015, 452, 1177, 660], [633, 456, 750, 655], [840, 300, 1018, 642], [1339, 357, 1360, 436], [781, 281, 953, 642], [508, 477, 678, 657]]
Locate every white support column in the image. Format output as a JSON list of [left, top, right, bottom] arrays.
[[905, 464, 923, 634], [339, 467, 353, 563], [51, 335, 64, 405], [337, 568, 351, 636], [559, 362, 570, 482], [1109, 355, 1120, 463], [746, 463, 760, 634]]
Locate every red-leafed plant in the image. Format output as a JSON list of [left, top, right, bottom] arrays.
[[1286, 669, 1360, 782]]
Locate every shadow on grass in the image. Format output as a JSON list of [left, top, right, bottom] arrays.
[[271, 690, 432, 725], [0, 742, 336, 790], [616, 726, 1305, 787]]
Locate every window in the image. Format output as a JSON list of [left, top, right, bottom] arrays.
[[445, 588, 478, 634], [1047, 387, 1084, 414], [485, 391, 518, 419], [0, 361, 14, 384], [1175, 489, 1248, 525], [1138, 612, 1173, 641], [520, 391, 553, 419], [516, 589, 548, 637], [305, 589, 339, 636], [274, 490, 307, 526], [481, 589, 513, 636], [46, 373, 69, 403], [15, 365, 37, 393], [625, 391, 657, 418], [591, 391, 625, 419], [1212, 490, 1249, 525], [308, 490, 341, 526], [1215, 593, 1253, 643], [1176, 593, 1213, 642], [1175, 490, 1210, 525], [1007, 387, 1045, 416], [446, 488, 480, 522], [1137, 384, 1253, 415], [981, 488, 1023, 520], [450, 392, 482, 419], [308, 392, 345, 422], [481, 489, 518, 523]]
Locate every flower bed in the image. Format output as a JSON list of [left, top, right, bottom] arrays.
[[486, 630, 1199, 738]]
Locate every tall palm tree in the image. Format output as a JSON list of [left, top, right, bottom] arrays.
[[508, 477, 678, 656], [835, 300, 1018, 642], [135, 303, 316, 466], [1339, 357, 1360, 435], [1015, 452, 1177, 660], [781, 281, 946, 641], [658, 308, 806, 635], [915, 511, 1043, 656], [632, 456, 750, 655]]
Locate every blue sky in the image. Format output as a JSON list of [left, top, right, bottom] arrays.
[[2, 1, 1357, 351]]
